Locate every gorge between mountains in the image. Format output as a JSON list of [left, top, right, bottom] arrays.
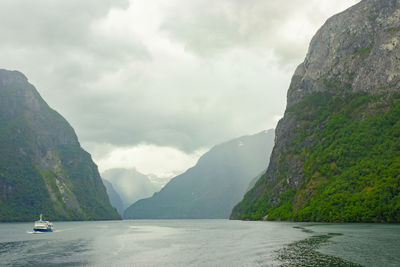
[[0, 0, 400, 225], [1, 0, 400, 266]]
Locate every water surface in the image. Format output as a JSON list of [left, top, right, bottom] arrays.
[[0, 220, 399, 266]]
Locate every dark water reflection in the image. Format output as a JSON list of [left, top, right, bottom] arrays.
[[277, 227, 361, 266]]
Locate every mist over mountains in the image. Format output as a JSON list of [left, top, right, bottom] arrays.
[[102, 168, 161, 210], [124, 129, 275, 219], [2, 0, 399, 227], [3, 1, 400, 266]]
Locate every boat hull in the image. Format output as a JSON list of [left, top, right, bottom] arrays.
[[33, 228, 53, 232]]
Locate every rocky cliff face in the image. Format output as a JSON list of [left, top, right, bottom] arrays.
[[0, 69, 120, 221], [231, 0, 400, 222], [288, 0, 400, 106]]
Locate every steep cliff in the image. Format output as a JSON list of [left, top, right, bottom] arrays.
[[231, 0, 400, 222], [102, 179, 124, 216], [0, 69, 120, 221], [124, 130, 275, 219]]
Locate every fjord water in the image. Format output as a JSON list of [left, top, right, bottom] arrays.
[[0, 220, 399, 266]]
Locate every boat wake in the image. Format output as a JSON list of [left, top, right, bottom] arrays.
[[26, 231, 46, 234], [53, 229, 72, 233], [26, 228, 75, 234]]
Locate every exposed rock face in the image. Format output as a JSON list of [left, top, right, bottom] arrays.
[[0, 69, 120, 221], [124, 130, 275, 219], [289, 0, 400, 106], [231, 0, 400, 222]]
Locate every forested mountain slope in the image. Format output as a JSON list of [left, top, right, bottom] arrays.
[[0, 69, 120, 221]]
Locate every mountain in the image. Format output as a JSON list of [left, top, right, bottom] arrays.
[[124, 130, 275, 219], [0, 69, 120, 221], [102, 168, 161, 209], [231, 0, 400, 223], [102, 179, 124, 216], [247, 169, 267, 192]]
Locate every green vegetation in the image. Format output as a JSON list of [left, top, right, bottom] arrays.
[[355, 47, 373, 56], [233, 92, 400, 222], [0, 115, 120, 221], [124, 130, 275, 219], [0, 70, 120, 222], [57, 144, 120, 220], [368, 14, 378, 22], [385, 27, 400, 33], [0, 115, 53, 221]]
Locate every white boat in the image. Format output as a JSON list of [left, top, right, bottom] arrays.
[[33, 214, 54, 232]]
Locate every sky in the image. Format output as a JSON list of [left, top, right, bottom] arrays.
[[0, 0, 359, 180]]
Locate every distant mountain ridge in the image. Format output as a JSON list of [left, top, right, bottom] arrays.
[[124, 130, 275, 219], [102, 168, 161, 210], [0, 69, 120, 221], [102, 179, 124, 216]]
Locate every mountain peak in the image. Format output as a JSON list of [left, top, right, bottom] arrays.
[[287, 0, 400, 106], [0, 69, 28, 86], [0, 69, 120, 221]]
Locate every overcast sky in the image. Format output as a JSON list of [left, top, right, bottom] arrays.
[[0, 0, 359, 179]]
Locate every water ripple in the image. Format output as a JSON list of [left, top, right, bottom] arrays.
[[277, 226, 361, 267], [0, 239, 89, 266]]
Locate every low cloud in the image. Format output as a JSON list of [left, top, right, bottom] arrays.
[[85, 142, 206, 179], [161, 0, 360, 65], [0, 0, 359, 172]]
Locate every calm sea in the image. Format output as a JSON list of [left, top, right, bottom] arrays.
[[0, 220, 399, 266]]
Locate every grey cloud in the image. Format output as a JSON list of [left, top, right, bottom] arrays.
[[0, 0, 152, 150], [161, 0, 360, 65], [0, 0, 150, 84], [0, 1, 125, 46], [59, 59, 287, 152], [0, 0, 358, 157]]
